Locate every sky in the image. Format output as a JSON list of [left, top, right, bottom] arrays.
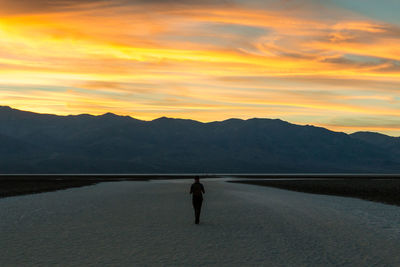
[[0, 0, 399, 136]]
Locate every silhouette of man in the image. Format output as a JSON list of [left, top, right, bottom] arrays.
[[190, 176, 205, 224]]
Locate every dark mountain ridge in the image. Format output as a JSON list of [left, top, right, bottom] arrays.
[[350, 131, 400, 156], [0, 106, 399, 173]]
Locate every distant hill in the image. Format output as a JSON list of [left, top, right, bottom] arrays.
[[0, 106, 399, 173], [350, 132, 400, 157]]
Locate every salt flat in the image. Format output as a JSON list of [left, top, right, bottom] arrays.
[[1, 178, 400, 266]]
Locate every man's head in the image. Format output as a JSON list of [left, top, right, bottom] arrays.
[[194, 176, 200, 182]]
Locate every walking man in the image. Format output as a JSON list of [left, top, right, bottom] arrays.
[[190, 176, 205, 224]]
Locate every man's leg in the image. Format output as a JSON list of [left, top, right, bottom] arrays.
[[195, 209, 199, 224], [194, 199, 202, 224], [193, 197, 203, 224], [192, 198, 198, 223]]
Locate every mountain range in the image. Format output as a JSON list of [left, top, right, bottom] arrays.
[[0, 106, 399, 174]]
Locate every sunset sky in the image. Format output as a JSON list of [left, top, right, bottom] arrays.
[[0, 0, 399, 135]]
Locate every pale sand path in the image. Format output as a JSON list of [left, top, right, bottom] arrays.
[[1, 178, 400, 266]]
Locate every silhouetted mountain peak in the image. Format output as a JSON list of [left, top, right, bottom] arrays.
[[152, 116, 202, 126], [69, 113, 94, 118], [352, 131, 392, 138], [246, 117, 289, 125], [212, 118, 244, 126], [351, 131, 399, 142], [351, 131, 400, 153], [100, 112, 119, 118], [96, 112, 140, 123], [152, 116, 170, 121]]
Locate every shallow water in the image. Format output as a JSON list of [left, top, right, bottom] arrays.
[[1, 179, 400, 266]]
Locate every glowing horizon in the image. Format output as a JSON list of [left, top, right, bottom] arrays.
[[0, 0, 399, 136]]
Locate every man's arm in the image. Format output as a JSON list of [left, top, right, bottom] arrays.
[[201, 184, 205, 194], [190, 184, 193, 194]]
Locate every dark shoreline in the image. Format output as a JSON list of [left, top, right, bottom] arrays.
[[0, 180, 103, 199], [0, 174, 219, 199], [231, 179, 400, 207]]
